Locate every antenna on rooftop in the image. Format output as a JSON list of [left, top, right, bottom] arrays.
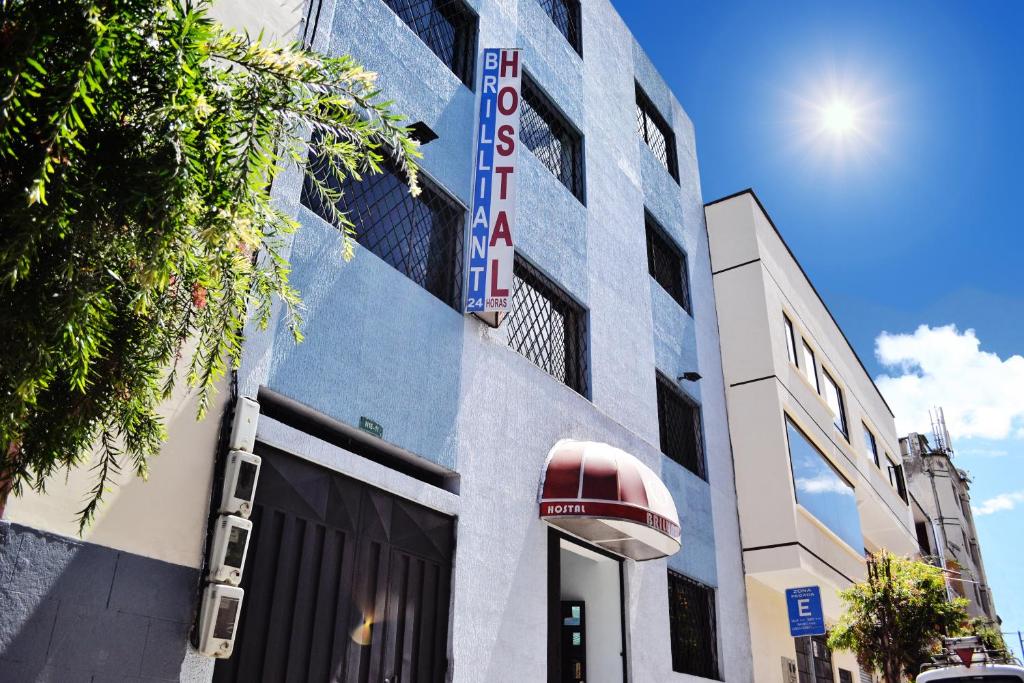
[[930, 407, 953, 456]]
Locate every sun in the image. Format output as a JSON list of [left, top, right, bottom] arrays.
[[821, 99, 858, 134]]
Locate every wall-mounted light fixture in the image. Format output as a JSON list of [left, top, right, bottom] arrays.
[[678, 371, 702, 382]]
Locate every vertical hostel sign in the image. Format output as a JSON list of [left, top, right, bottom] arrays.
[[466, 48, 522, 326]]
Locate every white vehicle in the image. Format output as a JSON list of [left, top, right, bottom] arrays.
[[918, 637, 1024, 683]]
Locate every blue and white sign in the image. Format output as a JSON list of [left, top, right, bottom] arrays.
[[786, 586, 825, 637], [465, 48, 522, 323]]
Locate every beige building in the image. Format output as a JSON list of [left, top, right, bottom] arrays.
[[705, 190, 920, 683], [902, 427, 999, 621]]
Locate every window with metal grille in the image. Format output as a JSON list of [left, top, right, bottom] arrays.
[[506, 257, 588, 395], [656, 374, 706, 480], [381, 0, 478, 87], [300, 137, 464, 309], [520, 76, 585, 202], [536, 0, 581, 55], [635, 84, 679, 181], [667, 571, 719, 680], [645, 212, 690, 312], [795, 635, 835, 683]]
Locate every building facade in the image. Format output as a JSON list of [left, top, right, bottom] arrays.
[[0, 1, 755, 681], [901, 426, 999, 621], [705, 190, 921, 683]]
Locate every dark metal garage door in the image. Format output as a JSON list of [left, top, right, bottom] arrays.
[[213, 447, 454, 683]]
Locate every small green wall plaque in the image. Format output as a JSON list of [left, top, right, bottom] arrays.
[[359, 416, 383, 438]]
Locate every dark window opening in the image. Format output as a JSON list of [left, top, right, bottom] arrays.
[[656, 374, 707, 480], [382, 0, 478, 87], [301, 135, 464, 309], [507, 257, 588, 396], [888, 462, 908, 504], [536, 0, 582, 55], [521, 76, 585, 202], [645, 212, 691, 312], [635, 84, 679, 181], [795, 635, 835, 683], [667, 570, 719, 680]]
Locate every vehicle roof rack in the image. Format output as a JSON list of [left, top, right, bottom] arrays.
[[920, 636, 1023, 672]]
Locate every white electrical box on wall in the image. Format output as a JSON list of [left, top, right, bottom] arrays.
[[208, 515, 252, 585], [198, 584, 244, 658], [228, 396, 259, 452], [220, 450, 261, 518]]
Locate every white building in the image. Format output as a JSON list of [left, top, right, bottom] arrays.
[[706, 189, 921, 683]]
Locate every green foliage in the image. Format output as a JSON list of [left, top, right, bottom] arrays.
[[828, 551, 968, 683], [959, 617, 1011, 661], [0, 0, 420, 528]]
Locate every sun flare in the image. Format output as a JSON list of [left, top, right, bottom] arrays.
[[821, 99, 858, 134]]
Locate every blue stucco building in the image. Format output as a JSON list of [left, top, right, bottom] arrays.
[[0, 0, 754, 681]]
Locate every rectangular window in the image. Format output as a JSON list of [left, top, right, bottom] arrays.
[[786, 417, 863, 551], [667, 571, 719, 679], [887, 457, 908, 503], [301, 137, 464, 308], [822, 370, 848, 437], [506, 257, 588, 395], [656, 375, 707, 480], [635, 84, 679, 181], [862, 423, 880, 467], [795, 634, 835, 683], [536, 0, 581, 55], [784, 315, 798, 366], [520, 76, 585, 201], [645, 213, 690, 312], [801, 340, 820, 392], [382, 0, 478, 87]]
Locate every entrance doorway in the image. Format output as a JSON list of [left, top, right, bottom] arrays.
[[548, 531, 627, 683], [213, 447, 454, 683]]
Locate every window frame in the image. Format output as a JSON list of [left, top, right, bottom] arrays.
[[506, 255, 589, 396], [536, 0, 582, 56], [645, 211, 691, 313], [822, 369, 849, 438], [520, 74, 586, 202], [801, 340, 820, 393], [635, 83, 680, 182], [300, 139, 465, 309], [784, 314, 799, 367], [655, 374, 708, 480], [862, 422, 881, 468], [381, 0, 479, 88], [667, 570, 720, 680], [785, 415, 863, 552]]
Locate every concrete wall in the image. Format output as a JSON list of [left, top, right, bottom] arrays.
[[0, 522, 199, 683]]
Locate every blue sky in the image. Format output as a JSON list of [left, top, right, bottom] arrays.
[[613, 0, 1024, 654]]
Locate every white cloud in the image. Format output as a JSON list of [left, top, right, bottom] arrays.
[[874, 325, 1024, 440], [796, 475, 855, 497], [973, 491, 1024, 516]]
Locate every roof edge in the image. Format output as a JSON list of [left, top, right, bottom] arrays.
[[704, 188, 896, 419]]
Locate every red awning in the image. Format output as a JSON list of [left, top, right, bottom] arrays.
[[539, 440, 681, 561]]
